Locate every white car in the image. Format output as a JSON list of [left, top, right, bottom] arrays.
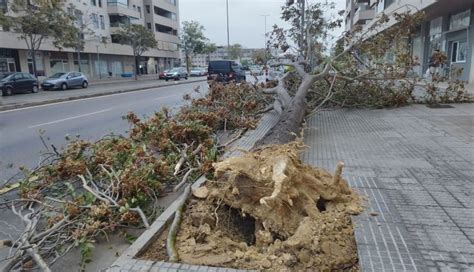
[[190, 68, 206, 76]]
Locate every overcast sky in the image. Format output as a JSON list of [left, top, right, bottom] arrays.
[[179, 0, 346, 49]]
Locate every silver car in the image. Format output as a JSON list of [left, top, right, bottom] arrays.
[[165, 67, 188, 81], [41, 72, 88, 91]]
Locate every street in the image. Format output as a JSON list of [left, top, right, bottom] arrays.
[[0, 80, 209, 271], [0, 80, 208, 183]]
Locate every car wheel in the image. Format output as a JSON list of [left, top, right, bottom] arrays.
[[165, 79, 169, 81], [82, 81, 88, 88], [32, 86, 38, 93], [61, 83, 68, 91], [185, 76, 188, 80], [3, 87, 13, 96]]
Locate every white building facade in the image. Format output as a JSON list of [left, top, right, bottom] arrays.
[[0, 0, 180, 78], [345, 0, 474, 83]]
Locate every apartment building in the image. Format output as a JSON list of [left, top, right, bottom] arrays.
[[0, 0, 180, 78], [345, 0, 474, 83]]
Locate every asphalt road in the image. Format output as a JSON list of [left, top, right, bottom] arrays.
[[0, 80, 209, 271], [0, 80, 208, 183]]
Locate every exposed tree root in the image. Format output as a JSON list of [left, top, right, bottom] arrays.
[[143, 142, 363, 271], [166, 185, 191, 262]]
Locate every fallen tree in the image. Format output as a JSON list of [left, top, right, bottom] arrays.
[[0, 82, 269, 271]]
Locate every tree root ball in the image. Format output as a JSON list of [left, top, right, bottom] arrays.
[[142, 142, 363, 270]]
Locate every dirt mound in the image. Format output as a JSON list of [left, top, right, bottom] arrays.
[[142, 142, 362, 270]]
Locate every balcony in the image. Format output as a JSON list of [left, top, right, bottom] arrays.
[[353, 5, 375, 25], [107, 2, 140, 19]]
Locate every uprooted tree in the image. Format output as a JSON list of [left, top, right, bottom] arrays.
[[256, 2, 467, 146], [158, 3, 469, 270]]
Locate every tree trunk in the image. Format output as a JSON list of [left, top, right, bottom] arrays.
[[134, 55, 139, 81], [254, 75, 313, 147], [77, 49, 82, 73], [31, 47, 37, 77], [185, 54, 190, 73]]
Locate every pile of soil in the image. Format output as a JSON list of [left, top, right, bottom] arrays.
[[141, 142, 362, 271]]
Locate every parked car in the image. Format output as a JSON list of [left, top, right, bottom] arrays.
[[207, 60, 246, 83], [159, 69, 169, 80], [0, 72, 38, 96], [41, 72, 88, 91], [190, 67, 206, 76], [165, 67, 188, 81]]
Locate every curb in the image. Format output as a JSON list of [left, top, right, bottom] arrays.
[[0, 79, 207, 112]]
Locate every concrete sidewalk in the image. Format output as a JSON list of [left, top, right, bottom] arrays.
[[0, 76, 206, 111], [303, 104, 474, 271]]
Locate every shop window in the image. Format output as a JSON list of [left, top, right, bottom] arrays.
[[451, 40, 467, 63]]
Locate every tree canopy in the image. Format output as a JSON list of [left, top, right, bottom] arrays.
[[114, 24, 157, 79], [228, 43, 242, 61], [0, 0, 74, 75]]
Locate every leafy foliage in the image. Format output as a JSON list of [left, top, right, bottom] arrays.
[[0, 0, 73, 75], [228, 43, 243, 61], [8, 82, 270, 269]]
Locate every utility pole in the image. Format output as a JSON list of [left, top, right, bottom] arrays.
[[226, 0, 230, 59]]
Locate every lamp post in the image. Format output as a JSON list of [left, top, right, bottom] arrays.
[[261, 14, 269, 80], [226, 0, 230, 59]]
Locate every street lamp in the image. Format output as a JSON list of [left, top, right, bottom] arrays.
[[261, 14, 269, 79], [226, 0, 230, 59]]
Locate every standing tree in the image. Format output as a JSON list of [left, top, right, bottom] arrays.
[[61, 6, 96, 73], [114, 24, 157, 80], [180, 21, 208, 72], [251, 49, 271, 65], [201, 42, 217, 66], [228, 43, 242, 61], [0, 0, 73, 77]]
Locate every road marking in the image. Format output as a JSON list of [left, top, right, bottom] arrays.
[[153, 94, 179, 100], [0, 80, 206, 114], [28, 108, 112, 128]]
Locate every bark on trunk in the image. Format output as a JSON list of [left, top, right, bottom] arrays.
[[255, 77, 311, 146], [254, 63, 330, 147]]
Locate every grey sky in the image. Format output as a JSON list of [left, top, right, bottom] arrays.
[[179, 0, 346, 49]]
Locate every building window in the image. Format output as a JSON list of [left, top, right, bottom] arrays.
[[107, 0, 128, 7], [147, 23, 151, 30], [155, 24, 177, 35], [98, 0, 102, 7], [154, 6, 177, 21], [91, 13, 99, 29], [145, 5, 150, 13], [449, 10, 471, 31], [137, 6, 141, 18], [451, 40, 467, 63], [91, 0, 96, 6], [99, 15, 105, 29]]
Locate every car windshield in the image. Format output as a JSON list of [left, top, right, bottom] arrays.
[[49, 73, 66, 79], [169, 68, 180, 72]]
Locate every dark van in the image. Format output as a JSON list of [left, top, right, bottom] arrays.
[[207, 60, 245, 83]]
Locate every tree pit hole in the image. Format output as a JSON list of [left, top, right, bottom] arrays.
[[218, 205, 256, 246], [316, 197, 328, 212]]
